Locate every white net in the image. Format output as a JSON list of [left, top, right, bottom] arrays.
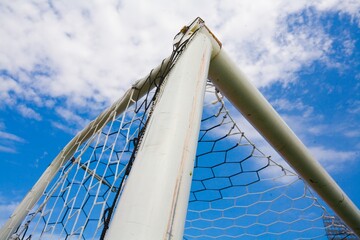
[[183, 83, 356, 240], [323, 216, 359, 239], [12, 82, 156, 239], [7, 21, 202, 240], [12, 82, 355, 240], [4, 20, 357, 240]]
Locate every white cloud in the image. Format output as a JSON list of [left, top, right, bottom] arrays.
[[348, 100, 360, 114], [343, 39, 356, 56], [0, 201, 18, 227], [17, 105, 42, 121], [0, 131, 25, 143], [309, 146, 357, 172], [344, 129, 360, 138], [211, 0, 337, 86], [271, 104, 324, 141], [277, 102, 359, 142], [0, 192, 22, 228], [0, 126, 25, 154], [0, 0, 358, 118], [51, 121, 77, 135], [0, 0, 357, 155], [0, 145, 16, 154], [55, 107, 88, 128], [312, 0, 360, 23], [272, 98, 314, 117]]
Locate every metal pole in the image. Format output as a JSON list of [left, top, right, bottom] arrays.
[[208, 49, 360, 237], [105, 32, 213, 240], [0, 57, 172, 240]]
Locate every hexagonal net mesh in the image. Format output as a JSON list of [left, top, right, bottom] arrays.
[[8, 25, 201, 239], [6, 29, 356, 239], [183, 83, 356, 239], [10, 84, 355, 240], [12, 83, 158, 239]]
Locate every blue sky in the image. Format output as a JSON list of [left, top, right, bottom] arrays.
[[0, 0, 359, 233]]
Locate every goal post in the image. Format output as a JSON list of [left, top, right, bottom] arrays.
[[1, 17, 359, 239], [208, 49, 360, 236], [104, 30, 213, 240]]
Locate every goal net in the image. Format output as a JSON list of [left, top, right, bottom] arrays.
[[1, 18, 358, 240], [184, 84, 354, 239]]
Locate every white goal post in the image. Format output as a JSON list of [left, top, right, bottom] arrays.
[[0, 17, 359, 239]]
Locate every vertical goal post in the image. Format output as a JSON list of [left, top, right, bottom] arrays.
[[104, 28, 214, 240], [0, 17, 359, 239]]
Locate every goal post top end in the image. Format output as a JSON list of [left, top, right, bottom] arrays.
[[174, 17, 222, 60]]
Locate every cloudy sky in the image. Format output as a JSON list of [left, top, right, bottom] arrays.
[[0, 0, 359, 228]]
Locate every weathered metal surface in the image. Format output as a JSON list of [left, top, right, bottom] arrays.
[[105, 32, 213, 240]]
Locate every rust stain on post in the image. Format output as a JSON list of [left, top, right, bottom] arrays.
[[165, 52, 208, 239]]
